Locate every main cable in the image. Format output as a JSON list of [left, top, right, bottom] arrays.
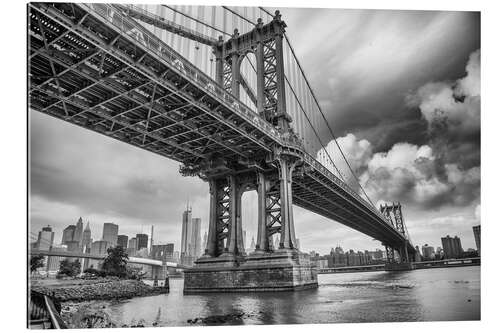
[[259, 6, 375, 206], [159, 5, 351, 186]]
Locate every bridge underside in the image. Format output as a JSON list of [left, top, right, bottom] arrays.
[[29, 3, 416, 292]]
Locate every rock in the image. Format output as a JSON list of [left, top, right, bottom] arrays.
[[31, 279, 169, 302]]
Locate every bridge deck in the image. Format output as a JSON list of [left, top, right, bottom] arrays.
[[28, 3, 413, 253]]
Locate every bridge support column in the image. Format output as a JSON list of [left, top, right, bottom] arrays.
[[255, 172, 270, 252], [255, 35, 265, 117], [274, 27, 289, 131], [385, 244, 415, 271], [385, 246, 395, 263], [204, 178, 219, 257], [224, 175, 245, 256], [399, 245, 409, 263], [230, 52, 240, 99], [185, 166, 317, 293], [214, 44, 223, 86], [278, 158, 297, 250], [202, 176, 245, 260]]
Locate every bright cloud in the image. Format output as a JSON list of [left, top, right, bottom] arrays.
[[409, 49, 480, 136], [318, 134, 480, 210]]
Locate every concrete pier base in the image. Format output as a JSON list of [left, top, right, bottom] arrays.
[[183, 250, 318, 294], [385, 262, 415, 271]]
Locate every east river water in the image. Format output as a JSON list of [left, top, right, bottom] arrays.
[[100, 266, 480, 326]]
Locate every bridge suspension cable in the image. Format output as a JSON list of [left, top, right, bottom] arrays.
[[126, 4, 373, 202], [165, 5, 347, 180], [258, 6, 375, 207]]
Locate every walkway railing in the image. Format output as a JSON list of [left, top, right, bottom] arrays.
[[116, 4, 218, 46], [303, 152, 402, 233], [29, 290, 67, 329]]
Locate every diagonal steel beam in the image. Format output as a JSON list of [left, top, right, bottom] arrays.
[[37, 86, 207, 159]]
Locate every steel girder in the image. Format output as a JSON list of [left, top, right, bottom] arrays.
[[29, 3, 281, 169], [28, 2, 414, 254]]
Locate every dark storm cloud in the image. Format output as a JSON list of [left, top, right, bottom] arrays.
[[282, 8, 480, 153], [29, 7, 481, 253], [318, 46, 480, 214]]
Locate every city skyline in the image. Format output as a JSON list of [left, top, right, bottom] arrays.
[[29, 6, 480, 254], [31, 217, 479, 258], [30, 205, 480, 255]]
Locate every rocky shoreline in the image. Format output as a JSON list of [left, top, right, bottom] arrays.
[[31, 278, 169, 302]]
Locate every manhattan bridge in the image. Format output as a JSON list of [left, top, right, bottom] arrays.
[[28, 3, 416, 292]]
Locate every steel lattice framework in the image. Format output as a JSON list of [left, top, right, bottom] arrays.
[[28, 3, 415, 259]]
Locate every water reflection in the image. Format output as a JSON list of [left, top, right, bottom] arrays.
[[105, 266, 479, 326]]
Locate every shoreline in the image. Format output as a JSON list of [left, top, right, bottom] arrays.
[[30, 278, 170, 328], [31, 278, 169, 302]]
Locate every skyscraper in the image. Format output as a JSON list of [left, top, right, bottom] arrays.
[[151, 243, 175, 262], [473, 225, 480, 256], [180, 203, 203, 265], [91, 240, 109, 254], [73, 217, 84, 248], [117, 235, 129, 249], [150, 225, 154, 251], [421, 244, 435, 259], [82, 222, 92, 252], [36, 225, 54, 251], [62, 225, 76, 244], [180, 203, 192, 259], [414, 246, 422, 262], [191, 217, 202, 258], [333, 245, 344, 255], [89, 240, 110, 268], [102, 223, 118, 246], [441, 235, 463, 259], [128, 237, 137, 249], [136, 233, 149, 250], [127, 237, 137, 256], [65, 241, 80, 252]]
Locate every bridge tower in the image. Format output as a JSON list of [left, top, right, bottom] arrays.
[[183, 11, 317, 293], [380, 203, 415, 270]]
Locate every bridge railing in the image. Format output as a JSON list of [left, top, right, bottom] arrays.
[[304, 152, 412, 244], [29, 290, 67, 329], [303, 153, 388, 223], [116, 4, 218, 46], [81, 3, 302, 152], [79, 4, 408, 244]]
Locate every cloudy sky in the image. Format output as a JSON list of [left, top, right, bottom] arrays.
[[29, 6, 480, 254]]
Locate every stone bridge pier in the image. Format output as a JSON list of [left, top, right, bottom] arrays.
[[183, 10, 317, 293], [384, 242, 415, 271], [183, 151, 318, 293]]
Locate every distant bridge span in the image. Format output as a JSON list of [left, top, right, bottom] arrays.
[[30, 249, 187, 269]]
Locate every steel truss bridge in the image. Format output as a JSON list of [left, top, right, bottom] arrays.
[[28, 3, 415, 264]]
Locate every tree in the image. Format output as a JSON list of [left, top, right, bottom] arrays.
[[101, 246, 129, 278], [30, 255, 45, 273], [57, 259, 81, 278]]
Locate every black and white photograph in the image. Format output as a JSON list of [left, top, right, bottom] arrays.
[[18, 0, 495, 331]]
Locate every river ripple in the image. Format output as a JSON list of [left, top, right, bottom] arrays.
[[101, 266, 480, 326]]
